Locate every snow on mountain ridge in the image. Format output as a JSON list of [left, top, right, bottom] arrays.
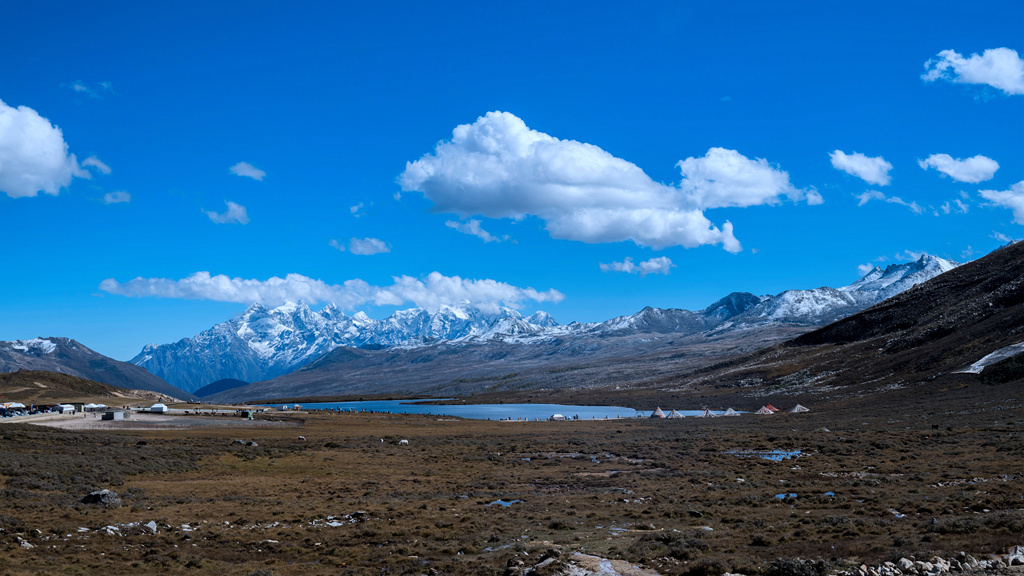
[[6, 337, 58, 355], [132, 253, 960, 392]]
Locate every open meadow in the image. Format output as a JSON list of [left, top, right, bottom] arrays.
[[1, 384, 1022, 576]]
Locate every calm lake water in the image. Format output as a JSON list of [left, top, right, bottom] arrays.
[[278, 399, 723, 421]]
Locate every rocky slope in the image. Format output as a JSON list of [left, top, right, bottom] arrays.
[[0, 337, 193, 400], [139, 254, 958, 394]]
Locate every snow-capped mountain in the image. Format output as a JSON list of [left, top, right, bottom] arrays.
[[131, 303, 561, 392], [737, 254, 959, 325], [133, 253, 959, 393]]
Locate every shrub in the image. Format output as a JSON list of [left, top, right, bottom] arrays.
[[764, 558, 831, 576]]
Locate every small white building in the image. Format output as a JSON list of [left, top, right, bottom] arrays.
[[150, 403, 169, 413], [548, 414, 566, 421]]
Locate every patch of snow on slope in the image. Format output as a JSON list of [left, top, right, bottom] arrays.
[[956, 342, 1024, 374]]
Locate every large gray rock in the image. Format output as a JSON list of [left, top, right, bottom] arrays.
[[81, 489, 121, 507]]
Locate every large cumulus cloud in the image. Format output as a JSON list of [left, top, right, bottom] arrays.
[[0, 99, 88, 198], [922, 48, 1024, 96], [399, 112, 818, 253]]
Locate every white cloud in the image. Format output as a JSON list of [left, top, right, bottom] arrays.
[[979, 181, 1024, 224], [81, 156, 111, 175], [103, 191, 131, 204], [923, 48, 1024, 96], [896, 250, 928, 262], [349, 237, 390, 255], [204, 200, 250, 224], [857, 263, 875, 276], [918, 153, 999, 183], [99, 271, 564, 314], [229, 161, 266, 181], [829, 150, 892, 186], [676, 147, 818, 208], [328, 239, 346, 251], [939, 199, 969, 215], [350, 202, 364, 217], [0, 99, 88, 198], [445, 219, 501, 242], [399, 112, 818, 253], [64, 81, 114, 98], [855, 190, 923, 214], [599, 256, 675, 276], [991, 231, 1015, 243]]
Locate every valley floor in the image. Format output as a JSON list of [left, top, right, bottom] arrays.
[[0, 382, 1022, 576]]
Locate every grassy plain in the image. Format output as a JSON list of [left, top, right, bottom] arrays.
[[1, 381, 1023, 576]]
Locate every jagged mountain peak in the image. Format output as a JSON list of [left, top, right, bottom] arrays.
[[703, 292, 763, 321], [526, 311, 558, 327]]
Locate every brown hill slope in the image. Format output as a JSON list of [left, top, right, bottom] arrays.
[[0, 337, 195, 400], [0, 370, 175, 405], [674, 241, 1024, 399]]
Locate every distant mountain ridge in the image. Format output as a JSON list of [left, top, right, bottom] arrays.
[[0, 337, 193, 400], [133, 254, 959, 393]]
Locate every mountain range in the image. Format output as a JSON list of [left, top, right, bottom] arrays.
[[132, 253, 957, 397], [675, 239, 1024, 401], [0, 337, 193, 400]]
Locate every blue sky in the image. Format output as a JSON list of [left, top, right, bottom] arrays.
[[1, 1, 1022, 361]]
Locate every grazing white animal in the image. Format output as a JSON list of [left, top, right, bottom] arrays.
[[399, 439, 409, 446]]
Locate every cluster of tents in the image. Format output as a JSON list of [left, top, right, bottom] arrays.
[[754, 403, 810, 414], [649, 403, 809, 418]]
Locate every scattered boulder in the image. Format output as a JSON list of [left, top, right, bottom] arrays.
[[146, 520, 158, 534], [82, 489, 121, 507]]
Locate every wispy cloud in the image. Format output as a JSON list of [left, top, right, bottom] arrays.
[[854, 190, 922, 214], [329, 237, 391, 255], [63, 80, 116, 98], [938, 199, 969, 215], [599, 256, 675, 276], [81, 156, 112, 175], [102, 191, 131, 204], [350, 203, 364, 217], [400, 111, 821, 253], [856, 263, 876, 276], [830, 150, 892, 186], [204, 200, 250, 224], [445, 219, 502, 242], [923, 47, 1024, 96], [0, 99, 88, 198], [229, 161, 266, 181], [919, 154, 998, 183], [100, 271, 564, 314]]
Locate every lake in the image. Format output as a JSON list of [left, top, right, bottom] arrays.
[[275, 399, 728, 421]]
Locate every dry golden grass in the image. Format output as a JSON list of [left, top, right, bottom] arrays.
[[0, 395, 1022, 576]]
